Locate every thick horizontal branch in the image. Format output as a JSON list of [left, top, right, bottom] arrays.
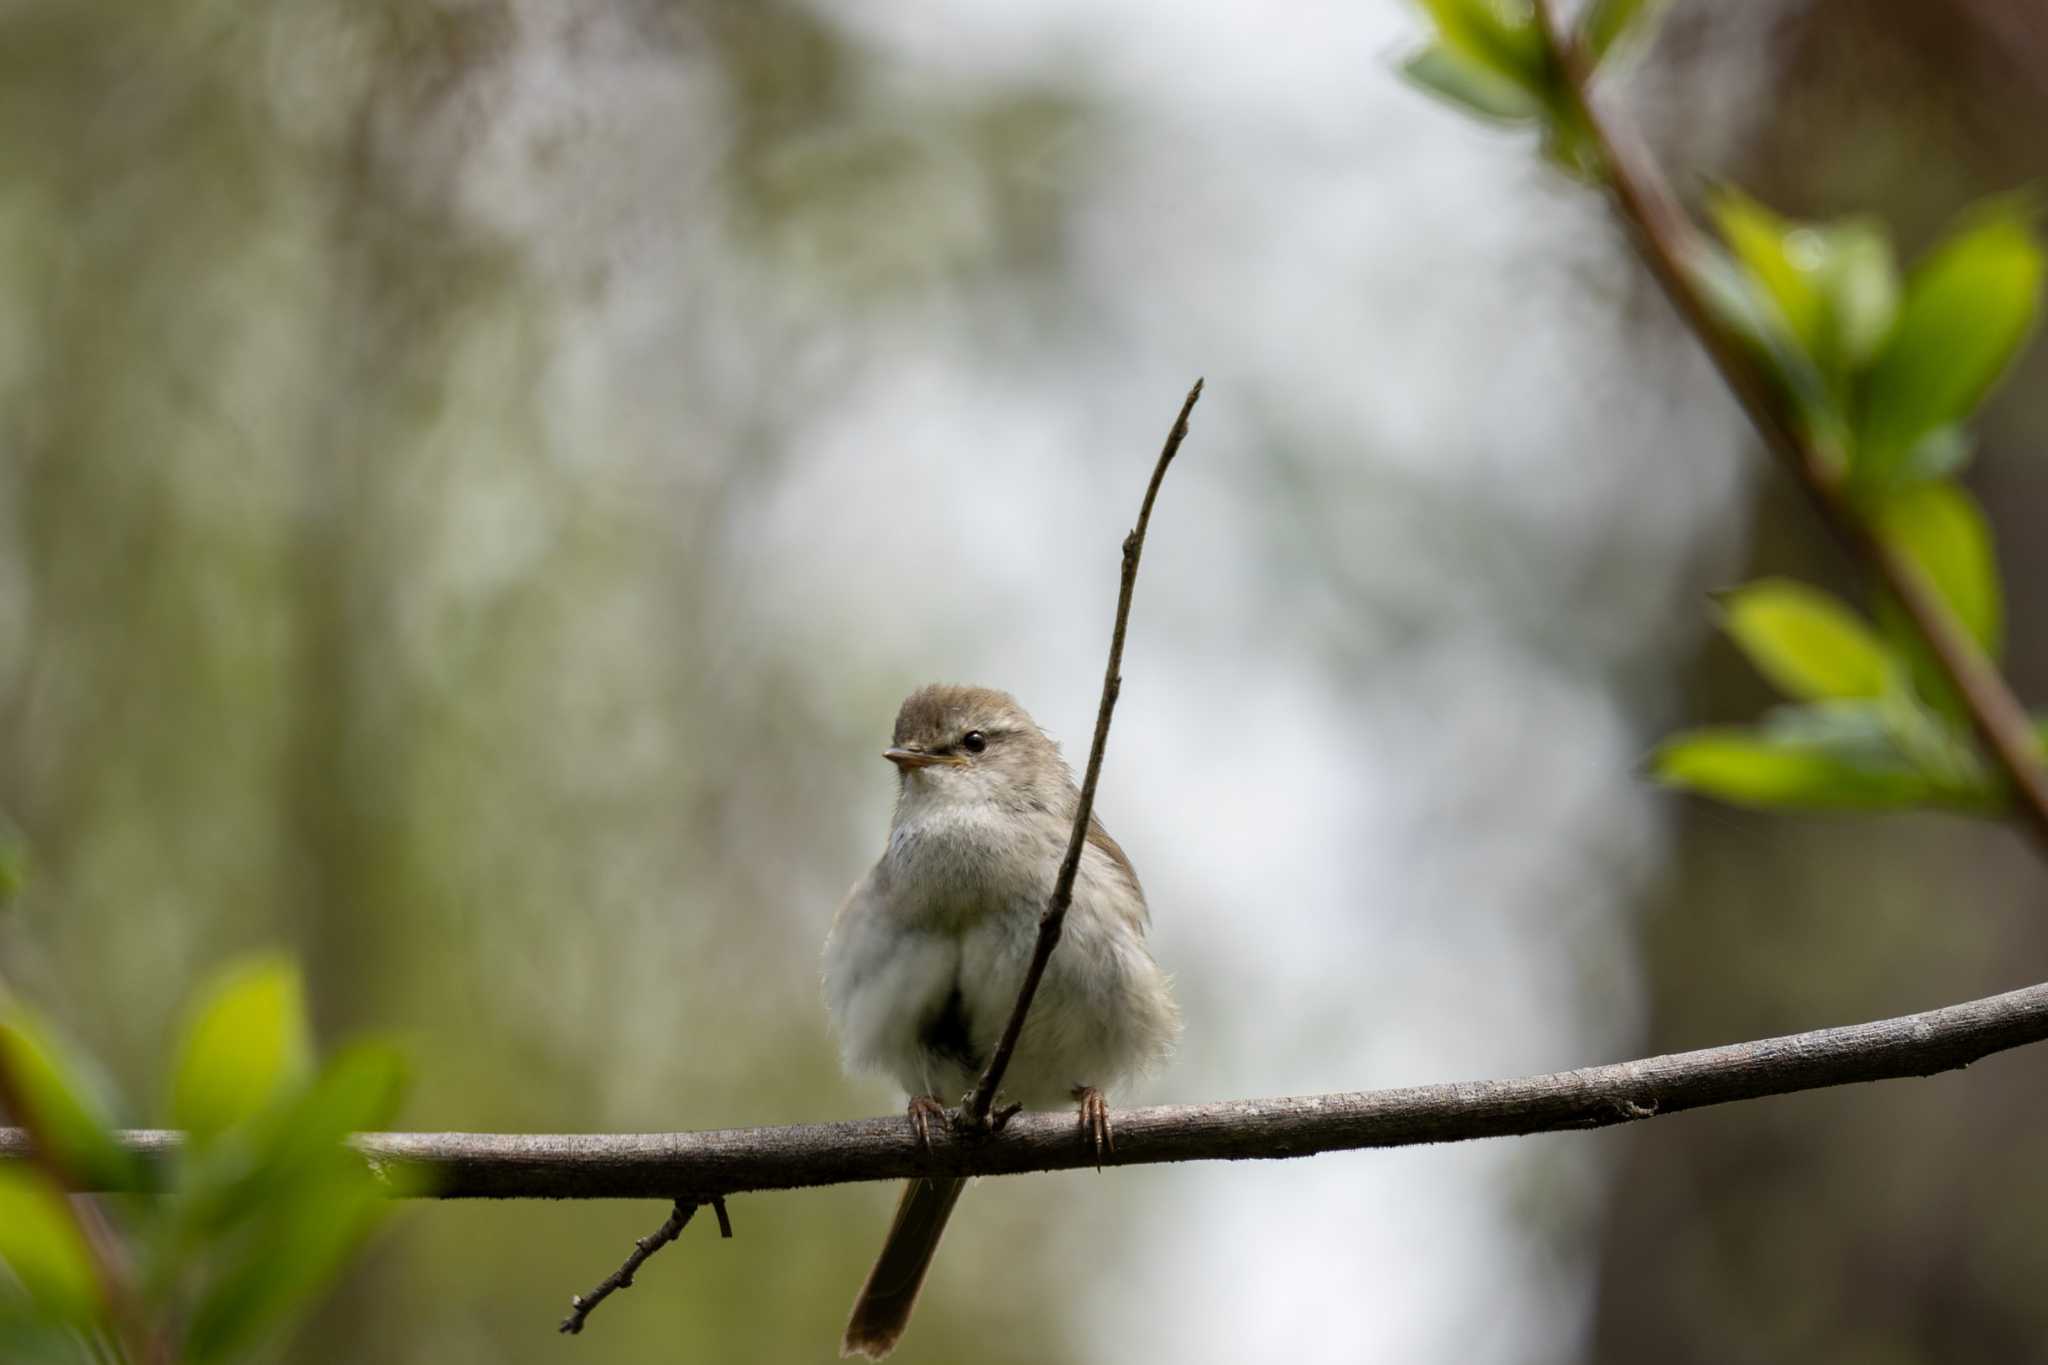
[[9, 981, 2046, 1199]]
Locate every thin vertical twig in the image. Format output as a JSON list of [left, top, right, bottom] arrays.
[[964, 379, 1204, 1122]]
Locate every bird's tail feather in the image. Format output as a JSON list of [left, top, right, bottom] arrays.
[[840, 1176, 967, 1359]]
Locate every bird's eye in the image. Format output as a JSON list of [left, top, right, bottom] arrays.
[[962, 731, 987, 754]]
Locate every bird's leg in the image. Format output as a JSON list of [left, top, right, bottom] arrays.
[[905, 1094, 949, 1152], [1072, 1085, 1113, 1166]]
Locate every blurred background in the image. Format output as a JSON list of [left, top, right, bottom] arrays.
[[3, 0, 2047, 1361]]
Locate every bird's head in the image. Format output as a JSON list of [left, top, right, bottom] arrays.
[[884, 683, 1069, 814]]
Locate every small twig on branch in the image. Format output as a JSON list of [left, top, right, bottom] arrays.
[[17, 978, 2048, 1199], [559, 1197, 727, 1335], [1530, 0, 2048, 851], [965, 378, 1204, 1123]]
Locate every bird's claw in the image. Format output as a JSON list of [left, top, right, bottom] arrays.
[[1073, 1085, 1113, 1167], [906, 1094, 949, 1152]]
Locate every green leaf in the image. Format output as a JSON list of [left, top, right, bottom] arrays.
[[0, 1012, 135, 1193], [1718, 578, 1893, 700], [182, 1174, 390, 1365], [262, 1042, 409, 1183], [177, 1042, 410, 1365], [1402, 43, 1542, 124], [1871, 676, 2000, 798], [0, 1169, 102, 1326], [1685, 241, 1833, 437], [1894, 425, 1973, 483], [1752, 698, 1993, 807], [1817, 221, 1901, 370], [1710, 189, 1825, 354], [1756, 701, 1895, 753], [164, 1039, 414, 1256], [169, 958, 311, 1145], [1869, 481, 2003, 659], [1653, 725, 1938, 810], [1857, 199, 2043, 484], [1417, 0, 1550, 97], [1580, 0, 1660, 62], [1707, 188, 1900, 391]]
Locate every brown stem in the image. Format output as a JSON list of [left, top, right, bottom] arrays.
[[1531, 0, 2048, 849], [963, 379, 1205, 1121], [558, 1197, 727, 1336]]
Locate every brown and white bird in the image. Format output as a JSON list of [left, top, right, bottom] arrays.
[[822, 683, 1180, 1359]]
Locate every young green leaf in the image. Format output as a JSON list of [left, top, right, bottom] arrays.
[[1707, 188, 1900, 391], [1653, 725, 1937, 810], [1869, 481, 2003, 659], [1890, 425, 1974, 484], [1753, 698, 1994, 807], [1709, 189, 1825, 353], [1718, 578, 1893, 700], [1416, 0, 1550, 100], [1402, 44, 1543, 124], [0, 1169, 103, 1327], [182, 1175, 389, 1365], [261, 1042, 410, 1186], [1685, 242, 1833, 438], [1816, 221, 1900, 371], [169, 958, 312, 1145], [0, 1012, 136, 1193], [176, 1043, 406, 1362], [1857, 200, 2043, 485], [166, 1040, 412, 1245]]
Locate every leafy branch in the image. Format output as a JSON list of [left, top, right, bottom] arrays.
[[0, 960, 410, 1364], [1407, 0, 2048, 840]]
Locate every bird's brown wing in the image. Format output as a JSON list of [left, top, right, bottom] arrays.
[[1085, 813, 1149, 929]]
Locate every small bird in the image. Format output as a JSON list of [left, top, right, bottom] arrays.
[[823, 683, 1181, 1359]]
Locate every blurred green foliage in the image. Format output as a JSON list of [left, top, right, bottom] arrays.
[[1408, 0, 2044, 819], [1661, 202, 2037, 810], [1402, 0, 1659, 174], [1405, 0, 1557, 121], [0, 958, 408, 1364]]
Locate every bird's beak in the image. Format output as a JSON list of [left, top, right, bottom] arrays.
[[884, 747, 964, 770]]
